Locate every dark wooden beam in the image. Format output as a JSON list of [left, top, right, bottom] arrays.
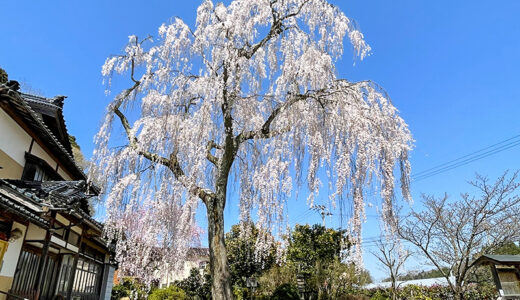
[[490, 265, 505, 298], [66, 230, 84, 299], [34, 211, 56, 298]]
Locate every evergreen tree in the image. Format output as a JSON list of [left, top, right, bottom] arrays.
[[0, 68, 8, 84]]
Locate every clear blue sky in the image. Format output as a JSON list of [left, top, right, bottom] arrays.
[[2, 1, 520, 281]]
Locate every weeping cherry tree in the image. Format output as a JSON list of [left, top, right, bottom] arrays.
[[92, 0, 413, 298]]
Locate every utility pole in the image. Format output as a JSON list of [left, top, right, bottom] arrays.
[[311, 205, 332, 227]]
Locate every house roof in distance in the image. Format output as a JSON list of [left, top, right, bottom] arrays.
[[364, 276, 455, 289], [472, 254, 520, 267]]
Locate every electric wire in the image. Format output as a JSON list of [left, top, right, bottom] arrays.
[[412, 134, 520, 178], [290, 134, 520, 243], [412, 137, 520, 182]]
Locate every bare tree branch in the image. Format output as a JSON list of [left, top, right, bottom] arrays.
[[398, 171, 520, 300], [371, 236, 410, 300]]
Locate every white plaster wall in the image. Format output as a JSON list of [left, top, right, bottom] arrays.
[[0, 107, 77, 180], [71, 225, 82, 235], [176, 261, 199, 280], [31, 142, 58, 171], [0, 222, 26, 277], [56, 214, 70, 226], [57, 167, 73, 180], [0, 108, 32, 166], [25, 223, 46, 241], [161, 259, 208, 286], [30, 138, 74, 181]]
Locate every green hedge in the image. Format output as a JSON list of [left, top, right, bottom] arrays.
[[361, 283, 497, 300], [271, 283, 300, 300], [148, 286, 187, 300]]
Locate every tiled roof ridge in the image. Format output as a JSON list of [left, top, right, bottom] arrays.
[[0, 83, 87, 180], [0, 179, 48, 204], [21, 93, 74, 155], [187, 247, 210, 256], [0, 179, 104, 231], [0, 194, 49, 227], [20, 93, 63, 110], [22, 99, 80, 173]]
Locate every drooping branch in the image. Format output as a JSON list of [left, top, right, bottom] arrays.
[[235, 85, 346, 143], [238, 0, 310, 59], [235, 79, 367, 144], [112, 73, 215, 203]]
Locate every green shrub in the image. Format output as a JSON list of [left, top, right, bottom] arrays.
[[111, 283, 129, 300], [343, 296, 370, 300], [0, 68, 7, 84], [271, 283, 300, 300], [111, 277, 148, 300], [368, 290, 388, 300], [148, 286, 187, 300], [232, 286, 249, 299], [257, 264, 298, 296], [361, 283, 497, 300], [398, 285, 433, 299], [174, 268, 211, 300]]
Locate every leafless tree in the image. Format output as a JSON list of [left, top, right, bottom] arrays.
[[398, 171, 520, 300], [371, 236, 410, 300]]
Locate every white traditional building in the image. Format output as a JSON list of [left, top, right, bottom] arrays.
[[158, 247, 209, 288], [0, 75, 115, 300]]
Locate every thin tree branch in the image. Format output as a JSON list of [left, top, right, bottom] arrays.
[[206, 140, 221, 165], [236, 92, 308, 143], [237, 0, 310, 59], [112, 57, 215, 204]]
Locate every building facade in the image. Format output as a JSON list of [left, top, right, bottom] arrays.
[[0, 77, 115, 300], [157, 248, 209, 288]]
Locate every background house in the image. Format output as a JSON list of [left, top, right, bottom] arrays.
[[0, 72, 115, 300], [157, 247, 209, 288], [364, 276, 455, 289]]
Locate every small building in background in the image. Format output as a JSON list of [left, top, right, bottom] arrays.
[[472, 254, 520, 299], [157, 247, 209, 288], [364, 276, 455, 290], [0, 75, 115, 300]]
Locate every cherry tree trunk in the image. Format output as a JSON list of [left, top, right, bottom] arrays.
[[390, 277, 397, 300], [454, 284, 463, 300], [207, 196, 232, 300], [454, 292, 462, 300]]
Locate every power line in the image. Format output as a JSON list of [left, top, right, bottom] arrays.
[[413, 139, 520, 181], [412, 134, 520, 177], [290, 135, 520, 232], [412, 134, 520, 182], [291, 209, 314, 224]]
